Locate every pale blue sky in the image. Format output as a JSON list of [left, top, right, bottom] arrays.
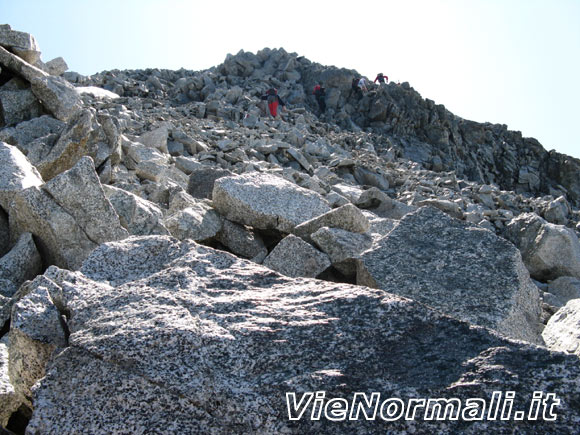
[[2, 0, 579, 158]]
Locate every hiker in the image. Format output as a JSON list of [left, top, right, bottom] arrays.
[[313, 83, 326, 113], [260, 88, 286, 118], [358, 77, 368, 93], [374, 72, 388, 84]]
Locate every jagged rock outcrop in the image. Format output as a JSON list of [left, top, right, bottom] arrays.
[[22, 237, 580, 433], [357, 207, 543, 344]]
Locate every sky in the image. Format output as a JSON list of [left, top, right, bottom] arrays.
[[2, 0, 579, 158]]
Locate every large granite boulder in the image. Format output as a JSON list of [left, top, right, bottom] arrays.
[[0, 142, 43, 211], [9, 157, 128, 269], [0, 24, 40, 64], [357, 207, 543, 344], [22, 236, 580, 433], [504, 212, 580, 280], [213, 172, 331, 233], [542, 299, 580, 357]]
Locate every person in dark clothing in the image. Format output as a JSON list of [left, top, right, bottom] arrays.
[[374, 73, 389, 84], [260, 88, 286, 117], [313, 83, 326, 113]]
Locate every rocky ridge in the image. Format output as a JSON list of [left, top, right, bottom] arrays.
[[0, 25, 580, 433]]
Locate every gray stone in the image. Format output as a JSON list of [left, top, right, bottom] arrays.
[[23, 236, 580, 433], [174, 156, 203, 175], [263, 234, 330, 278], [0, 45, 47, 90], [216, 219, 267, 262], [542, 195, 570, 225], [0, 115, 64, 148], [547, 276, 580, 307], [0, 337, 19, 427], [324, 191, 350, 207], [286, 147, 312, 172], [9, 281, 66, 407], [164, 201, 223, 242], [9, 185, 96, 269], [213, 172, 331, 233], [0, 142, 43, 211], [415, 198, 463, 219], [0, 24, 40, 64], [43, 157, 129, 244], [30, 75, 82, 122], [353, 167, 390, 191], [103, 185, 170, 236], [504, 212, 580, 280], [0, 232, 42, 297], [186, 167, 233, 199], [357, 207, 543, 344], [0, 87, 44, 127], [542, 299, 580, 357], [10, 158, 127, 270], [44, 57, 68, 76], [355, 187, 416, 219], [312, 227, 373, 264], [32, 108, 107, 181], [362, 210, 398, 240], [137, 123, 171, 154], [293, 204, 370, 243]]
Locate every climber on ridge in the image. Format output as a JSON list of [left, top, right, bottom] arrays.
[[261, 88, 286, 118], [313, 83, 326, 113], [374, 72, 388, 84]]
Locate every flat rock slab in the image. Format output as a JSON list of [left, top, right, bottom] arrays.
[[357, 206, 543, 344], [25, 236, 580, 433], [293, 203, 369, 242], [213, 172, 330, 233]]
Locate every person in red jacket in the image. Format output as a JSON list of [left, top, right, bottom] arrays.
[[261, 88, 286, 117], [313, 83, 326, 113], [374, 73, 389, 84]]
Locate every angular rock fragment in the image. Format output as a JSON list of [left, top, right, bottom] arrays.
[[357, 207, 543, 344], [42, 157, 128, 244], [9, 281, 67, 407], [311, 227, 373, 274], [0, 24, 40, 63], [186, 167, 233, 199], [0, 142, 43, 211], [10, 158, 128, 269], [216, 219, 267, 262], [213, 172, 330, 233], [263, 234, 331, 278], [542, 299, 580, 357], [23, 237, 580, 433], [0, 232, 42, 298], [547, 276, 580, 307], [293, 203, 369, 242], [103, 185, 170, 236], [30, 75, 82, 122], [504, 212, 580, 280], [164, 200, 223, 242], [0, 87, 44, 127]]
